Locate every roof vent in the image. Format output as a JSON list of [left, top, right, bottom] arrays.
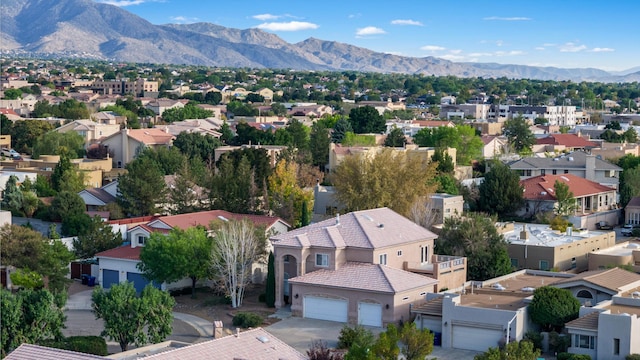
[[256, 336, 270, 343], [218, 215, 229, 222], [541, 191, 547, 195], [378, 223, 384, 228]]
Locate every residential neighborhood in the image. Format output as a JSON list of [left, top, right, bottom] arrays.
[[2, 45, 640, 360]]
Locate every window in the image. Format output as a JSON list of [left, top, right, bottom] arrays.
[[564, 169, 569, 174], [573, 334, 595, 349], [315, 254, 328, 267], [525, 170, 532, 176], [379, 254, 387, 265], [283, 255, 290, 263], [614, 338, 620, 355], [541, 169, 546, 175], [539, 260, 549, 271], [420, 246, 429, 263], [571, 257, 577, 269], [137, 235, 147, 246], [397, 250, 402, 256], [552, 169, 557, 175]]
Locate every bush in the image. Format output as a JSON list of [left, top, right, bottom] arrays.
[[523, 330, 543, 350], [258, 293, 266, 303], [337, 325, 374, 349], [549, 331, 570, 354], [627, 355, 640, 360], [232, 312, 263, 328], [557, 353, 592, 360], [40, 336, 108, 356]]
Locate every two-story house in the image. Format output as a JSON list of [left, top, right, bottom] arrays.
[[270, 207, 466, 327], [508, 151, 622, 189], [100, 128, 175, 168], [96, 210, 289, 293]]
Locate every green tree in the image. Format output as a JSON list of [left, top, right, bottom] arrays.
[[117, 156, 167, 216], [220, 121, 234, 144], [474, 340, 541, 360], [50, 153, 84, 193], [3, 88, 22, 99], [436, 213, 512, 281], [349, 106, 385, 134], [49, 191, 85, 221], [620, 166, 640, 207], [432, 148, 455, 174], [310, 121, 331, 169], [554, 180, 576, 216], [398, 322, 434, 360], [268, 160, 313, 227], [332, 118, 353, 143], [209, 155, 262, 214], [265, 252, 276, 307], [216, 147, 272, 186], [371, 324, 400, 360], [413, 125, 482, 165], [168, 163, 202, 215], [136, 146, 188, 176], [0, 289, 66, 357], [161, 103, 213, 123], [384, 126, 407, 147], [504, 116, 535, 154], [173, 132, 221, 165], [138, 227, 212, 298], [528, 286, 580, 332], [92, 282, 175, 352], [332, 149, 438, 217], [285, 119, 311, 151], [32, 131, 85, 159], [72, 216, 123, 259], [21, 191, 39, 218], [479, 161, 524, 217], [1, 175, 23, 214], [10, 120, 54, 154]]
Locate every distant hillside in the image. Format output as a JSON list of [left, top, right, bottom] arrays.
[[1, 0, 637, 82]]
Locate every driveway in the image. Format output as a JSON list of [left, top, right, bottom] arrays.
[[265, 316, 480, 360]]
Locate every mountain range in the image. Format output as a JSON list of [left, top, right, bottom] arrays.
[[2, 0, 639, 83]]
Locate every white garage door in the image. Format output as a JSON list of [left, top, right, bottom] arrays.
[[452, 325, 503, 352], [358, 302, 382, 327], [303, 296, 348, 323]]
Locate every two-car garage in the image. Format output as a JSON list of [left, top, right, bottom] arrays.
[[451, 323, 504, 352], [302, 296, 383, 327]]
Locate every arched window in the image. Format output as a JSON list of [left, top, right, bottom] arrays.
[[577, 290, 593, 299]]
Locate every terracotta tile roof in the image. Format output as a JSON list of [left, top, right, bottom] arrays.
[[521, 174, 614, 201], [152, 210, 287, 230], [126, 128, 174, 145], [95, 245, 140, 260], [288, 262, 437, 294], [271, 207, 438, 250], [626, 196, 640, 208], [411, 296, 444, 316], [536, 134, 597, 148], [481, 135, 500, 145], [554, 268, 640, 293], [144, 327, 306, 360], [5, 344, 108, 360], [565, 311, 599, 331]]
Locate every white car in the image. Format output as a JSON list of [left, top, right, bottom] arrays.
[[1, 148, 20, 158]]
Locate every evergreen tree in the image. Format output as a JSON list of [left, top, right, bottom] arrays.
[[265, 252, 276, 308], [384, 126, 407, 147], [348, 106, 385, 134], [332, 118, 353, 143], [117, 157, 167, 217], [220, 121, 234, 144], [50, 153, 73, 193], [1, 175, 23, 214], [309, 122, 331, 169], [479, 160, 524, 217], [301, 200, 311, 227], [504, 115, 535, 154]]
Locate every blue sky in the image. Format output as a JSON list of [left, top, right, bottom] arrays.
[[96, 0, 640, 72]]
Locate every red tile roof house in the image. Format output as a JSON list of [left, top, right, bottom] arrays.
[[99, 128, 175, 169], [518, 174, 620, 230], [96, 210, 289, 293], [270, 207, 467, 327], [534, 133, 598, 152]]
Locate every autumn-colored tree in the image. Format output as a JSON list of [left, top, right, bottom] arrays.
[[331, 149, 437, 217], [268, 160, 313, 227]]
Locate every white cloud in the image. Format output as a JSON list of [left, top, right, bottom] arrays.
[[252, 14, 280, 21], [348, 13, 362, 19], [256, 21, 319, 32], [390, 19, 423, 26], [170, 16, 199, 24], [440, 54, 466, 61], [543, 43, 556, 47], [449, 49, 463, 54], [356, 26, 386, 37], [483, 16, 531, 21], [535, 47, 545, 51], [559, 42, 587, 52], [590, 47, 615, 52], [420, 45, 445, 51], [96, 0, 150, 6], [495, 50, 525, 56], [495, 40, 504, 47], [468, 52, 493, 57]]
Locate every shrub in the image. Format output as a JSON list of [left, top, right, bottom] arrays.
[[258, 293, 266, 303], [557, 353, 592, 360], [40, 336, 108, 356], [523, 330, 543, 350], [232, 312, 263, 328], [337, 325, 374, 349], [549, 331, 570, 354], [627, 355, 640, 360]]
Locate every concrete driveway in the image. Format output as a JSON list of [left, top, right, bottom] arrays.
[[265, 316, 480, 360]]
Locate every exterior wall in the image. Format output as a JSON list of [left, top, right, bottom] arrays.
[[438, 294, 528, 349], [625, 205, 640, 225], [508, 230, 616, 272], [597, 312, 639, 360], [98, 257, 139, 287], [588, 241, 640, 271], [568, 209, 621, 230], [430, 194, 464, 224], [567, 328, 598, 359], [373, 240, 434, 269], [101, 133, 126, 168], [472, 122, 503, 135]]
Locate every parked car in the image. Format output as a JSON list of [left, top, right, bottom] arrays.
[[1, 148, 20, 158], [596, 221, 613, 230]]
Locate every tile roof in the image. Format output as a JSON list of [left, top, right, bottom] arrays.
[[154, 210, 287, 230], [521, 174, 614, 201], [508, 151, 621, 171], [271, 207, 441, 250], [126, 128, 174, 145], [144, 327, 306, 360], [95, 245, 141, 260], [288, 262, 437, 294], [565, 311, 599, 331], [5, 344, 108, 360], [554, 268, 640, 293], [536, 134, 597, 148], [82, 188, 116, 204]]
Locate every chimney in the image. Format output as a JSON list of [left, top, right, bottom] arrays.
[[213, 320, 223, 339], [585, 155, 596, 181], [336, 213, 340, 225], [520, 224, 529, 241], [235, 328, 240, 338]]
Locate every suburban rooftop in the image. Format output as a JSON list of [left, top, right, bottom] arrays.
[[502, 223, 610, 247], [591, 240, 640, 257]]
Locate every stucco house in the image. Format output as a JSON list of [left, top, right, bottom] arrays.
[[270, 207, 466, 327], [54, 119, 120, 145], [100, 128, 174, 168], [96, 210, 289, 293], [519, 173, 620, 229], [624, 196, 640, 225]]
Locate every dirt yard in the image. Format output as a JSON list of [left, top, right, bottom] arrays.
[[172, 283, 280, 331]]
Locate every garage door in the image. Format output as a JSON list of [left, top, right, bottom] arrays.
[[126, 272, 159, 293], [102, 269, 119, 289], [303, 296, 348, 323], [452, 325, 503, 352], [358, 302, 382, 327]]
